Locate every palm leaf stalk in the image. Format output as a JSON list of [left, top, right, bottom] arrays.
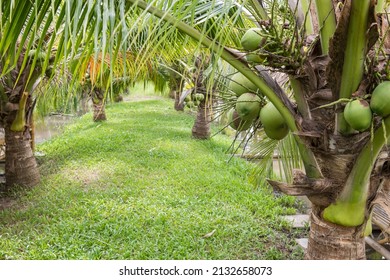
[[299, 0, 314, 35], [336, 0, 371, 135], [248, 0, 268, 20], [323, 116, 390, 226], [314, 0, 336, 54], [375, 0, 386, 13], [289, 76, 311, 119]]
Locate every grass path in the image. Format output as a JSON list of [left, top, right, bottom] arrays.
[[0, 98, 304, 259]]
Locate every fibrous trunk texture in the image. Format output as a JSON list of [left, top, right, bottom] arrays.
[[192, 100, 211, 139], [305, 208, 366, 259], [170, 77, 184, 111], [174, 90, 184, 111], [4, 127, 40, 190], [92, 89, 107, 122]]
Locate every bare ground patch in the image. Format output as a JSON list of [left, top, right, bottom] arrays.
[[63, 166, 104, 189], [0, 197, 17, 210]]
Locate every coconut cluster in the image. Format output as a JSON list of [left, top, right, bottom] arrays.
[[227, 72, 289, 140], [184, 92, 205, 109], [344, 81, 390, 132]]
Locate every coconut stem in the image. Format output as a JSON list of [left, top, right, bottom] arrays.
[[248, 0, 268, 20], [299, 0, 314, 35], [338, 0, 371, 99], [289, 76, 311, 120], [323, 116, 390, 227], [314, 0, 336, 54], [376, 0, 385, 14], [336, 0, 371, 135]]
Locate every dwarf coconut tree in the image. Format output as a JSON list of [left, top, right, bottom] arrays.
[[0, 0, 203, 189], [126, 0, 390, 259], [0, 0, 138, 189]]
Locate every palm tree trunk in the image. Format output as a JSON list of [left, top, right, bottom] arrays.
[[4, 127, 40, 190], [92, 88, 107, 121], [305, 207, 366, 259], [170, 77, 184, 111], [269, 147, 379, 259], [174, 90, 184, 111], [192, 99, 211, 139]]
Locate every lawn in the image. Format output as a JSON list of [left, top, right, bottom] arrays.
[[0, 97, 305, 260]]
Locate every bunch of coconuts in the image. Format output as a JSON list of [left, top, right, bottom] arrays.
[[239, 28, 390, 135], [184, 92, 205, 109], [225, 28, 289, 140], [344, 81, 390, 132], [227, 71, 289, 140]]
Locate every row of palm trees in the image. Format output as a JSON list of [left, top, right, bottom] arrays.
[[0, 0, 182, 188], [1, 0, 390, 260]]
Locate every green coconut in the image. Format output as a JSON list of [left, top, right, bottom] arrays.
[[245, 53, 265, 64], [236, 93, 262, 122], [195, 93, 205, 101], [184, 94, 192, 102], [259, 102, 289, 140], [259, 102, 286, 128], [264, 125, 289, 140], [227, 108, 252, 131], [229, 72, 258, 96], [344, 99, 372, 132], [370, 81, 390, 116], [241, 28, 264, 51], [186, 101, 194, 108]]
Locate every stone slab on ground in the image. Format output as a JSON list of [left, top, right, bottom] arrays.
[[281, 214, 310, 228], [296, 238, 308, 250]]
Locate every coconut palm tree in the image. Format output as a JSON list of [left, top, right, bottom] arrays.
[[0, 0, 137, 189], [126, 0, 390, 259], [0, 0, 204, 189], [190, 53, 213, 139], [188, 53, 229, 140], [0, 0, 66, 189]]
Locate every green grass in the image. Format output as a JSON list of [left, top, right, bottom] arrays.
[[0, 98, 304, 260]]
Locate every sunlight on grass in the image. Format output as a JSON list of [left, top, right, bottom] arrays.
[[0, 98, 303, 260], [128, 81, 168, 98]]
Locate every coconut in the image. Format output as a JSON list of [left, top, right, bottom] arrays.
[[195, 93, 205, 101], [236, 93, 262, 121], [259, 102, 286, 128], [344, 99, 372, 132], [184, 94, 192, 102], [264, 125, 289, 140], [245, 53, 265, 64], [229, 72, 258, 96], [186, 101, 194, 108], [370, 81, 390, 116], [241, 28, 264, 51], [227, 108, 252, 131], [259, 102, 289, 140]]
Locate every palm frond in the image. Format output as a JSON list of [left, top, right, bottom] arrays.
[[248, 130, 302, 188]]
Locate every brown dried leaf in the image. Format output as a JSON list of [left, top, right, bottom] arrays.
[[309, 89, 333, 102], [366, 1, 379, 51]]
